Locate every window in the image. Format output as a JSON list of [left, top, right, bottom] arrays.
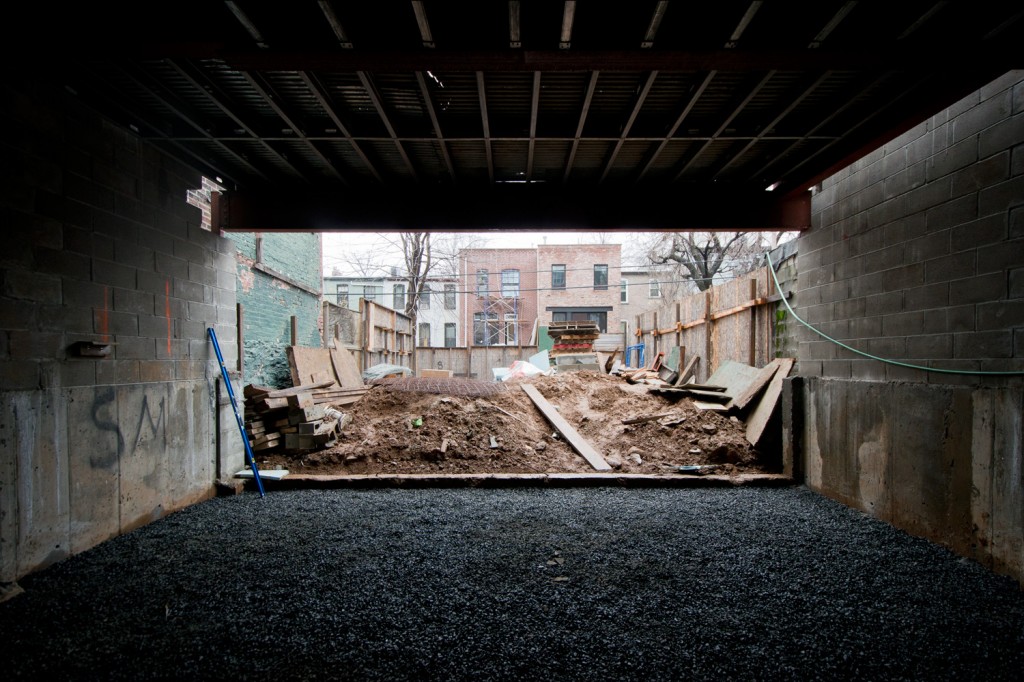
[[552, 311, 567, 323], [336, 284, 349, 308], [444, 284, 456, 309], [476, 269, 488, 296], [551, 264, 566, 289], [501, 269, 520, 298], [393, 283, 406, 311], [503, 313, 518, 345], [587, 311, 608, 332], [649, 279, 661, 298], [444, 323, 456, 347], [418, 323, 431, 347], [473, 312, 499, 345], [620, 281, 628, 304], [594, 264, 608, 290], [419, 286, 431, 310], [363, 285, 382, 303]]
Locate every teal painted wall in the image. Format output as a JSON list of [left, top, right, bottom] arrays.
[[230, 233, 323, 388]]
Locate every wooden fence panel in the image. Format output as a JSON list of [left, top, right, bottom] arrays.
[[634, 267, 776, 380], [417, 346, 540, 379]]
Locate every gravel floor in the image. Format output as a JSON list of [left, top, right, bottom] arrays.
[[1, 486, 1022, 681]]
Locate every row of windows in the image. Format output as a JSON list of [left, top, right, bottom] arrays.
[[334, 277, 662, 309], [334, 283, 458, 309], [473, 265, 613, 294], [417, 322, 457, 348]]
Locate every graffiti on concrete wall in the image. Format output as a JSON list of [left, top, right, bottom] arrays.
[[88, 388, 168, 466]]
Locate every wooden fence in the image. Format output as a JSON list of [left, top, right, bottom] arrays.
[[415, 345, 540, 379], [322, 300, 414, 371], [633, 266, 784, 382]]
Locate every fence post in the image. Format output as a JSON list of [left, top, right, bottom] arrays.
[[704, 290, 713, 382]]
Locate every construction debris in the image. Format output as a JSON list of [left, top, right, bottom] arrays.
[[254, 370, 770, 476], [243, 383, 362, 455], [547, 320, 601, 354]]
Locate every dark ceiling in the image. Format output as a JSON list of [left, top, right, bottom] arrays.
[[14, 1, 1023, 231]]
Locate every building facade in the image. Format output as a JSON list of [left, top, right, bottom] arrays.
[[458, 249, 538, 346], [322, 274, 459, 348], [536, 244, 621, 333]]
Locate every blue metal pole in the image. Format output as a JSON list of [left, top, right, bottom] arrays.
[[207, 327, 265, 497]]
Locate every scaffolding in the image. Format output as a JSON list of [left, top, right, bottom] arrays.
[[474, 295, 521, 347]]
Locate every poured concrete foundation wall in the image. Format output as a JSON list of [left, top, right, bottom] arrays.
[[0, 79, 242, 582], [795, 71, 1024, 583]]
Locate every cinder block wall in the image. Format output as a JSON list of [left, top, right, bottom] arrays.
[[0, 78, 241, 583], [230, 232, 323, 388], [795, 70, 1024, 583]]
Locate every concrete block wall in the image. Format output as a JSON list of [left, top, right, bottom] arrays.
[[230, 231, 323, 388], [0, 78, 241, 582], [794, 70, 1024, 583]]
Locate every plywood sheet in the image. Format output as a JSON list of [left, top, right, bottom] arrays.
[[745, 358, 795, 446], [287, 346, 364, 389], [704, 360, 763, 400], [287, 346, 334, 387], [330, 347, 364, 388]]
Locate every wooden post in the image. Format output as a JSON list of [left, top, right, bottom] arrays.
[[704, 290, 713, 383], [290, 315, 298, 347], [236, 303, 244, 374], [675, 301, 682, 348], [322, 301, 329, 348], [748, 279, 758, 367], [652, 311, 659, 359]]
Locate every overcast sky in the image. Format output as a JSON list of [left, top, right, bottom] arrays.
[[322, 231, 642, 276]]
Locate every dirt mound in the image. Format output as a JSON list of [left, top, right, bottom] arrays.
[[258, 371, 770, 476]]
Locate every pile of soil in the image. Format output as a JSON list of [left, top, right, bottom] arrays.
[[258, 371, 773, 477]]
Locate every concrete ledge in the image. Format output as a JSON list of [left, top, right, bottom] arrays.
[[253, 472, 794, 491]]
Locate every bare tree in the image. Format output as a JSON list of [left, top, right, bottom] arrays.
[[376, 232, 485, 318], [645, 231, 797, 292]]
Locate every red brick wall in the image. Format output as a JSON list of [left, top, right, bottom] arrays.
[[537, 244, 621, 324], [458, 249, 537, 345]]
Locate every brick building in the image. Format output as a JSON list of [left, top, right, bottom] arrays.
[[230, 231, 323, 388], [536, 244, 621, 332], [457, 244, 624, 346], [458, 249, 538, 346], [323, 273, 460, 348]]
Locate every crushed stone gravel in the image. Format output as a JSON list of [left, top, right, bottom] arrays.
[[1, 486, 1022, 680]]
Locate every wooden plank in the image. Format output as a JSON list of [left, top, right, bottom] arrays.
[[694, 401, 730, 412], [704, 360, 763, 400], [330, 347, 365, 388], [730, 359, 782, 412], [287, 346, 333, 387], [621, 413, 674, 425], [260, 380, 335, 399], [419, 368, 454, 378], [745, 358, 795, 446], [521, 383, 611, 471], [673, 355, 700, 387], [675, 383, 726, 392], [708, 296, 772, 321]]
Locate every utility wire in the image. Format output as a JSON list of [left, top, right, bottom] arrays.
[[328, 273, 756, 298], [765, 251, 1024, 377], [321, 256, 766, 276]]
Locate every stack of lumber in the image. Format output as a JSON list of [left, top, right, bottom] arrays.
[[243, 381, 364, 453], [547, 321, 601, 354]]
